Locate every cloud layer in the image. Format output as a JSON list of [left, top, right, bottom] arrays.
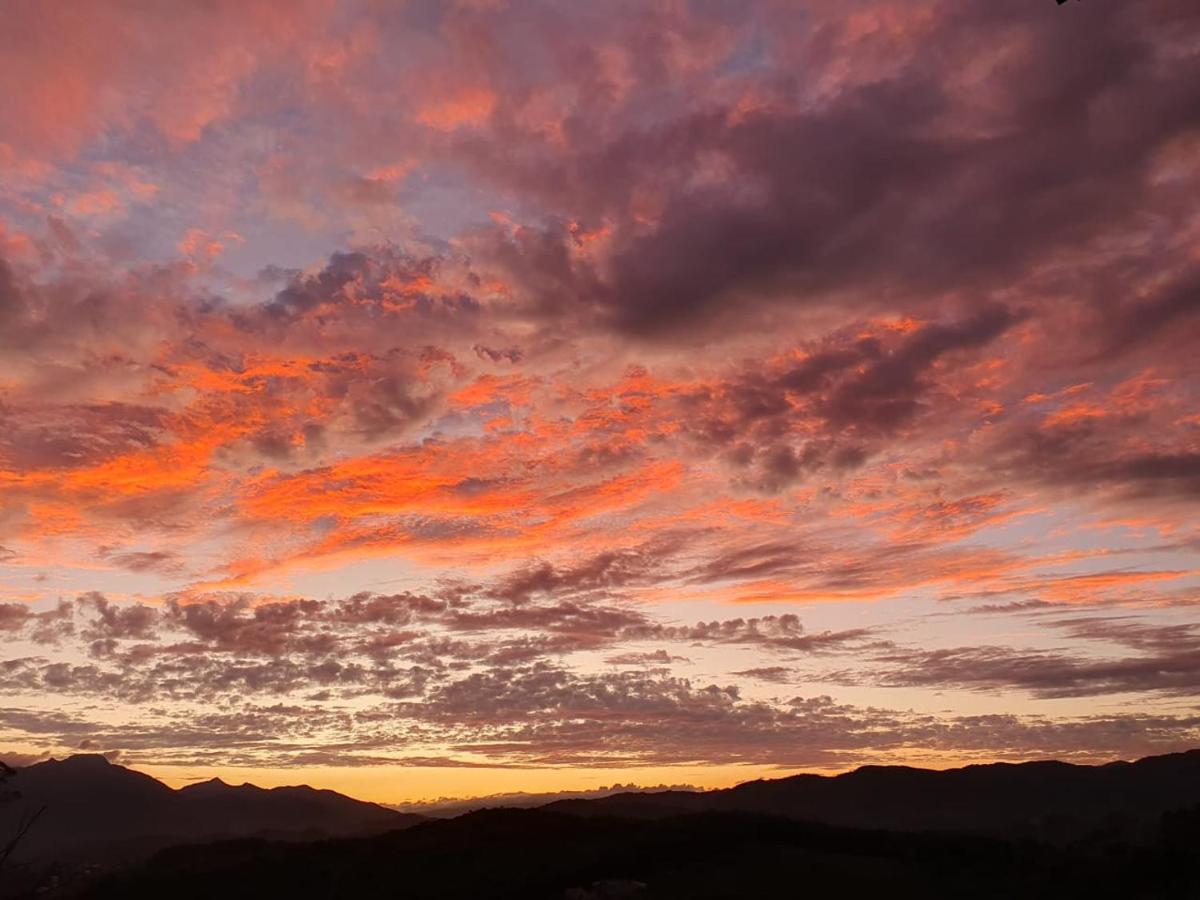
[[0, 0, 1197, 789]]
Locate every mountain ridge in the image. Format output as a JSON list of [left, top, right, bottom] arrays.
[[0, 754, 421, 864], [6, 748, 1200, 869], [541, 748, 1200, 843]]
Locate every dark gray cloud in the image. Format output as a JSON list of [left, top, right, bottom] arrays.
[[819, 304, 1019, 433], [667, 305, 1021, 492], [986, 415, 1200, 504], [731, 666, 795, 683], [605, 650, 689, 667], [0, 402, 168, 471], [624, 614, 873, 654], [266, 251, 374, 318], [76, 592, 158, 641], [0, 603, 31, 632], [2, 655, 1198, 770], [463, 2, 1200, 343], [486, 542, 688, 604], [0, 588, 869, 711], [98, 549, 183, 576], [862, 615, 1200, 698]]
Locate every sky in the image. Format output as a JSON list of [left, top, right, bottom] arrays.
[[0, 0, 1198, 804]]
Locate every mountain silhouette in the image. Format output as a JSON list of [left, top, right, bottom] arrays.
[[0, 755, 419, 865], [544, 749, 1200, 842], [5, 750, 1200, 898]]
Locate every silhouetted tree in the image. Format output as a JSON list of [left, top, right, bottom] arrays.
[[0, 760, 46, 874]]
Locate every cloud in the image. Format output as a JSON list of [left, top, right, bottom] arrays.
[[0, 0, 1198, 778], [669, 307, 1021, 491], [862, 614, 1200, 698], [459, 3, 1200, 340], [624, 614, 873, 654], [0, 604, 31, 632], [2, 619, 1199, 769], [98, 549, 183, 576], [0, 587, 877, 714], [76, 592, 158, 641], [0, 0, 334, 156], [1102, 265, 1200, 354], [732, 666, 794, 683], [604, 650, 689, 667]]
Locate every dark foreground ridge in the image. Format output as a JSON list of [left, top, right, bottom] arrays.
[[2, 749, 1199, 898], [72, 805, 1200, 899]]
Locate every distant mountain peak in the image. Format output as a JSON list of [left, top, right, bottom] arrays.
[[49, 753, 115, 768], [180, 777, 230, 791]]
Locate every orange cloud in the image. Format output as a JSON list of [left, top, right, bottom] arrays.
[[417, 87, 496, 131]]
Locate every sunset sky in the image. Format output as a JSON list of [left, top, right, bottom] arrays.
[[1, 0, 1198, 804]]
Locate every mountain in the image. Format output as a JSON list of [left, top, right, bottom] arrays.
[[0, 755, 421, 864], [543, 749, 1200, 843], [9, 750, 1200, 898], [79, 805, 1200, 899], [391, 784, 700, 818]]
